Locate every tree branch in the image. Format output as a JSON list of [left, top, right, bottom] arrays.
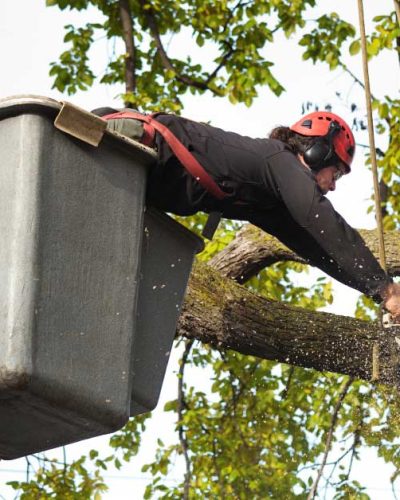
[[204, 0, 247, 84], [119, 0, 136, 99], [205, 43, 235, 85], [178, 260, 400, 385], [140, 1, 209, 91], [339, 62, 368, 94], [208, 224, 400, 282], [322, 435, 360, 499], [177, 339, 194, 499], [281, 366, 295, 399], [307, 377, 354, 500], [139, 0, 236, 93]]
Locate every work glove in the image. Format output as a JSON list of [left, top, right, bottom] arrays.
[[382, 283, 400, 325], [106, 117, 144, 142]]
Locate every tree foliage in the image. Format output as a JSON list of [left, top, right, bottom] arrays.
[[7, 1, 400, 499], [45, 0, 370, 111]]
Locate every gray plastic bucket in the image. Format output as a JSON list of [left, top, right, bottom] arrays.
[[132, 208, 203, 415], [0, 96, 203, 459]]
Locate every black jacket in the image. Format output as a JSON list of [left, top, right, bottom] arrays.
[[146, 114, 390, 301]]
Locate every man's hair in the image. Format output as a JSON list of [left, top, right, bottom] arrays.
[[268, 126, 315, 156]]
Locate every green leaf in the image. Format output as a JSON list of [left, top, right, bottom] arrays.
[[349, 39, 361, 55]]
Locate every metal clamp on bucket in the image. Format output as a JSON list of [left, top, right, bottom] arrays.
[[54, 101, 107, 146]]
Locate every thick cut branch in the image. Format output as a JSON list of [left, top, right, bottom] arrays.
[[208, 224, 400, 282], [178, 261, 400, 385]]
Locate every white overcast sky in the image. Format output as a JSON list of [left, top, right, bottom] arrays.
[[0, 1, 399, 499]]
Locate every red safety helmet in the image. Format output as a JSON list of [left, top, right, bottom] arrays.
[[290, 111, 355, 172]]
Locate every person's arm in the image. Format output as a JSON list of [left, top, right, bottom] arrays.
[[255, 151, 392, 300], [250, 207, 400, 323], [248, 206, 390, 299]]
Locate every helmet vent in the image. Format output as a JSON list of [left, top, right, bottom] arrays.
[[301, 119, 313, 129]]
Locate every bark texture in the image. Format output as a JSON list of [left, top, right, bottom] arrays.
[[177, 225, 400, 385]]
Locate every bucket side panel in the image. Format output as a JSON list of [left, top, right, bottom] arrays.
[[0, 115, 43, 380], [31, 120, 147, 426], [131, 210, 200, 415], [0, 390, 109, 460]]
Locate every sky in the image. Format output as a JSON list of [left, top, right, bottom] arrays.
[[0, 1, 399, 499]]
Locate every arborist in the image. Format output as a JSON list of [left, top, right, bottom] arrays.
[[93, 107, 400, 322]]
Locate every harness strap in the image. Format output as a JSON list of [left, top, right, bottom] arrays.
[[102, 111, 228, 201]]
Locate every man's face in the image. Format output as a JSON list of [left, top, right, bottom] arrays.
[[315, 163, 347, 195]]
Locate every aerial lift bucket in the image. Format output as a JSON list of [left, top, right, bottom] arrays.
[[0, 96, 203, 459]]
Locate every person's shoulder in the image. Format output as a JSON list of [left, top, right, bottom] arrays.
[[263, 140, 314, 179], [257, 138, 296, 159], [263, 137, 292, 152]]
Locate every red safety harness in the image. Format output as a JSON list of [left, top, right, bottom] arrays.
[[102, 111, 228, 201]]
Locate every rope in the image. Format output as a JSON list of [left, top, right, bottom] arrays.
[[356, 0, 387, 380], [357, 0, 387, 271], [394, 0, 400, 25]]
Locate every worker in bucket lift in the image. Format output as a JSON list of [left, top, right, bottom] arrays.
[[93, 107, 400, 323]]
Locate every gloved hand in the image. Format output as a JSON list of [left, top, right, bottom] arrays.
[[106, 117, 144, 141], [382, 283, 400, 324]]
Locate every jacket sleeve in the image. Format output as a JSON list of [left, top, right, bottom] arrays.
[[250, 151, 391, 301]]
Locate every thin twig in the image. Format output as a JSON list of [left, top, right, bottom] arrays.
[[205, 43, 235, 85], [339, 63, 367, 94], [204, 0, 248, 85], [178, 339, 194, 500], [392, 479, 400, 500], [141, 2, 208, 91], [322, 430, 360, 499], [220, 359, 261, 417], [31, 454, 66, 467], [281, 366, 295, 399], [220, 0, 249, 34], [25, 456, 32, 483], [307, 377, 354, 500], [62, 446, 68, 482], [139, 0, 233, 93]]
